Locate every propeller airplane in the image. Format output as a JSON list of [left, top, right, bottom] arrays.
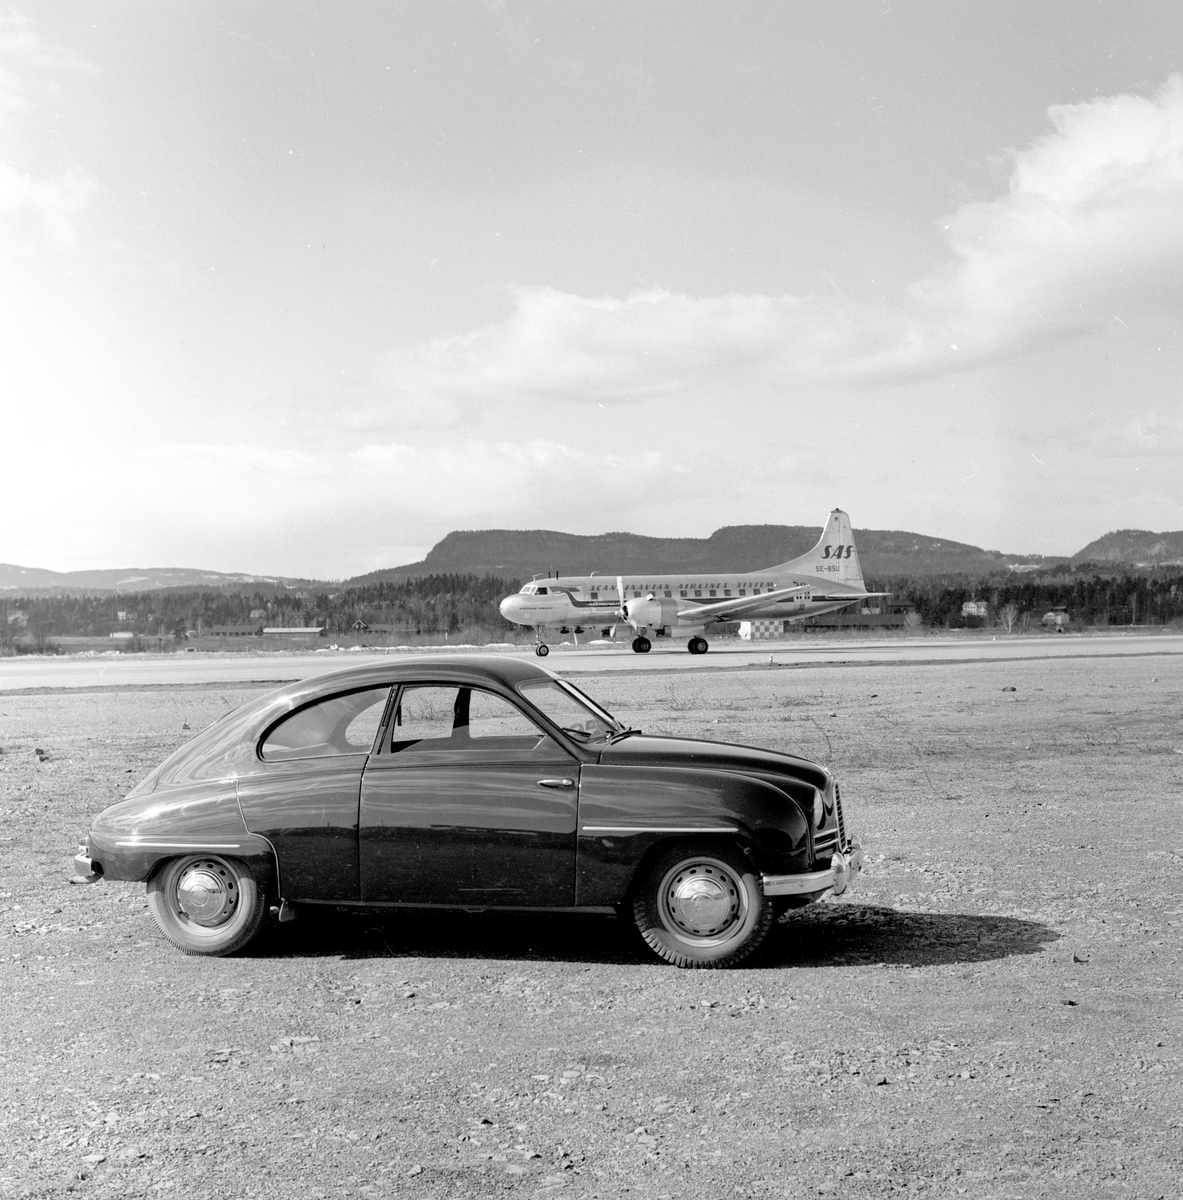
[[498, 508, 888, 655]]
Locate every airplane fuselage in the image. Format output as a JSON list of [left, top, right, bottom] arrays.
[[500, 570, 865, 633], [497, 509, 882, 654]]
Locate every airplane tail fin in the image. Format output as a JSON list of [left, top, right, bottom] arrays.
[[772, 509, 866, 591]]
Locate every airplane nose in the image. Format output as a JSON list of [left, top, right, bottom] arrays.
[[499, 595, 521, 623]]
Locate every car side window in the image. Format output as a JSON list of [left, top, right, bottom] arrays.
[[261, 687, 390, 761], [388, 685, 550, 755], [389, 686, 460, 752], [466, 689, 546, 747]]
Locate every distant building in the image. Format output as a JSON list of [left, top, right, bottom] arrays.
[[210, 624, 263, 637], [961, 599, 989, 619], [801, 604, 915, 630], [109, 631, 135, 640], [263, 626, 326, 638], [1041, 606, 1071, 631], [350, 621, 397, 634], [249, 608, 268, 620]]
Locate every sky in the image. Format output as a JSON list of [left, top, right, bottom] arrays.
[[2, 1, 1182, 579]]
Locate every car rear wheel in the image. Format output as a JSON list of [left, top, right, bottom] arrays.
[[632, 843, 772, 968], [146, 854, 266, 956]]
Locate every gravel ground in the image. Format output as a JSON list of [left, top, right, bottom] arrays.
[[1, 655, 1181, 1199]]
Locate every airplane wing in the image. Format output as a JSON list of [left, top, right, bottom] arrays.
[[677, 587, 893, 622], [676, 585, 811, 621]]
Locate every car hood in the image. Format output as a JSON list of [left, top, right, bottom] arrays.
[[595, 733, 828, 789]]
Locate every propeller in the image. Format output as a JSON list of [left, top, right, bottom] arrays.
[[616, 575, 628, 621]]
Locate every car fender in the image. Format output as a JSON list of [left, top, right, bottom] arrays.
[[574, 764, 809, 908], [87, 782, 279, 891]]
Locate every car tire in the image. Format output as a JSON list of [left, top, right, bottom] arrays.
[[632, 842, 772, 968], [146, 854, 267, 956]]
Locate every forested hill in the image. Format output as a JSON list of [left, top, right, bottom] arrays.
[[344, 525, 1050, 586], [0, 564, 311, 591], [1071, 529, 1183, 566]]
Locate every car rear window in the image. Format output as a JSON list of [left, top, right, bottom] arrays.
[[261, 687, 391, 761]]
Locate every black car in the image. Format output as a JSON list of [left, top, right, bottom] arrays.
[[74, 655, 862, 968]]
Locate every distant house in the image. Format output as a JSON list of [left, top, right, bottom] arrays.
[[210, 624, 263, 637], [350, 621, 397, 634], [108, 631, 135, 641], [1041, 606, 1071, 631], [961, 599, 990, 619]]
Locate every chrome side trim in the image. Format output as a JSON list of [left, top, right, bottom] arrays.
[[114, 840, 244, 850], [581, 825, 740, 835]]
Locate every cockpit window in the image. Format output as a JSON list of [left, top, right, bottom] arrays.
[[535, 587, 548, 595]]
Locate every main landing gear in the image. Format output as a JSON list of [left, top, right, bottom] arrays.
[[534, 642, 549, 657], [687, 637, 709, 655], [631, 636, 651, 654]]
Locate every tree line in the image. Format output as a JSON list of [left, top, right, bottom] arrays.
[[4, 568, 1183, 647], [1, 574, 522, 643], [876, 571, 1183, 628]]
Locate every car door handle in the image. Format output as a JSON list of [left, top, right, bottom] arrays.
[[537, 778, 575, 789]]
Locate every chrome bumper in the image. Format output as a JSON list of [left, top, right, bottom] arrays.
[[71, 846, 102, 884], [762, 836, 863, 899]]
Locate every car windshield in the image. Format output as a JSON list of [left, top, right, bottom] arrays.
[[518, 679, 622, 743]]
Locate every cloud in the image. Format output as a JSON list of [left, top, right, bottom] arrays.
[[0, 160, 94, 248], [900, 74, 1183, 371], [137, 438, 694, 526], [370, 76, 1183, 415], [0, 11, 96, 250]]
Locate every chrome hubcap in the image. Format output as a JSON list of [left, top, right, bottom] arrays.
[[662, 861, 742, 937], [176, 860, 238, 927]]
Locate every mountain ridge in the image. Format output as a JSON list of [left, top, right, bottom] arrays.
[[5, 522, 1182, 594], [0, 564, 313, 592], [341, 525, 1050, 586]]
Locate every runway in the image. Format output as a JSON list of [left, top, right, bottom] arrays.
[[2, 631, 1181, 692]]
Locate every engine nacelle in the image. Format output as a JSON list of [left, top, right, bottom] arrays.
[[622, 596, 679, 630]]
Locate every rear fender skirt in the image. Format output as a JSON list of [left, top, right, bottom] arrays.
[[574, 765, 809, 908]]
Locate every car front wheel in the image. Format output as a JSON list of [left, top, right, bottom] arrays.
[[632, 843, 772, 968], [146, 854, 267, 956]]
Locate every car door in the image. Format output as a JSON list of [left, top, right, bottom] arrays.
[[359, 683, 580, 906], [236, 685, 392, 902]]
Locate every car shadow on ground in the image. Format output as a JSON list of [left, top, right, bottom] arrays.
[[249, 902, 1058, 969], [762, 903, 1060, 969]]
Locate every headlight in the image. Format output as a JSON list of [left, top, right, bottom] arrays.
[[812, 789, 825, 827]]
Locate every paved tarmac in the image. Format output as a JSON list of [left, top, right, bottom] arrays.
[[2, 630, 1182, 691]]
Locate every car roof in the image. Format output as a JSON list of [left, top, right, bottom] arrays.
[[143, 654, 569, 790], [269, 653, 561, 706]]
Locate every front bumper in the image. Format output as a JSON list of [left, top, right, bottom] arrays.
[[71, 846, 102, 884], [762, 836, 863, 899]]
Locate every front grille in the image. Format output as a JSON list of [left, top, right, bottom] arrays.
[[834, 782, 847, 850], [814, 829, 839, 859]]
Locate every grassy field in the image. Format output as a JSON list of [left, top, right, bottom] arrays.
[[1, 653, 1181, 1199]]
